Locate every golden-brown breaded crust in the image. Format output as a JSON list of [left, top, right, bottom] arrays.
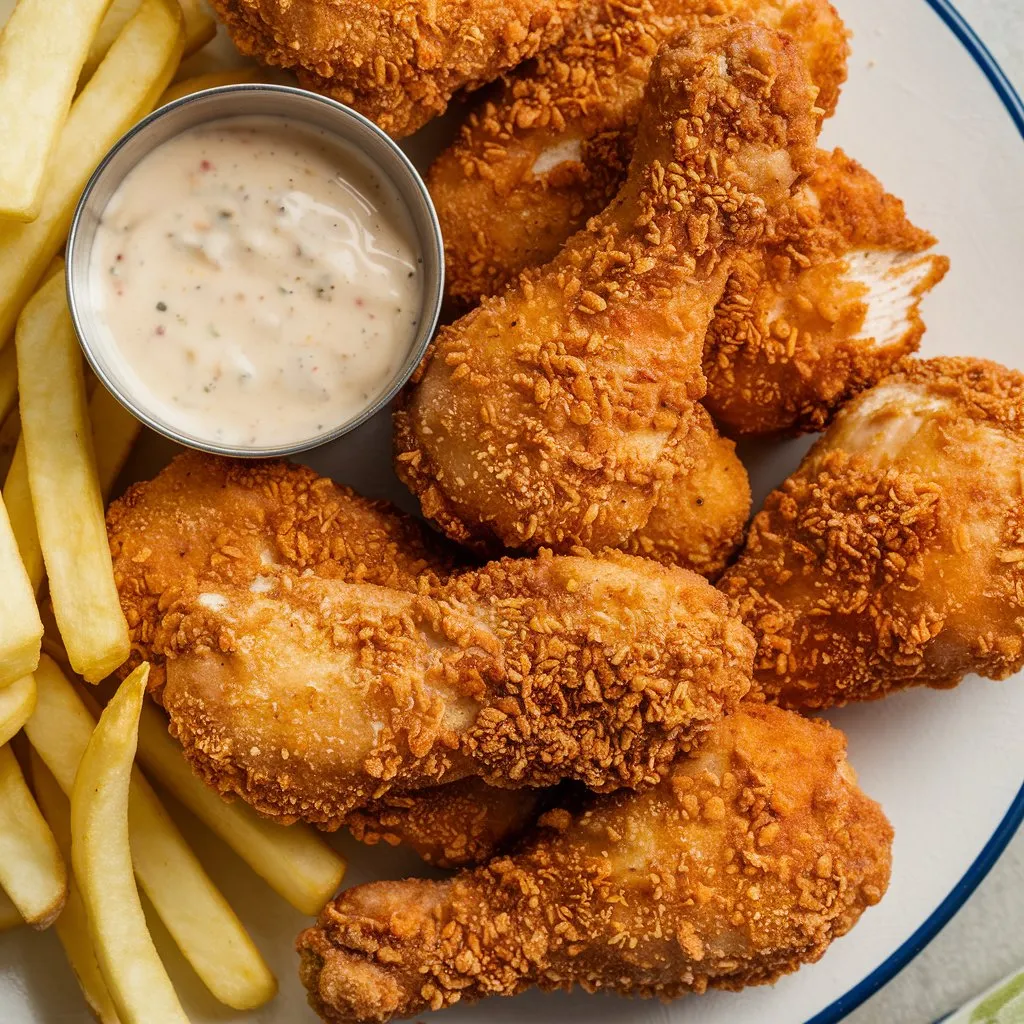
[[345, 778, 546, 868], [623, 403, 752, 576], [431, 0, 848, 306], [208, 0, 590, 138], [297, 705, 892, 1022], [703, 148, 950, 435], [107, 451, 455, 689], [719, 357, 1024, 707], [158, 551, 755, 824], [397, 23, 821, 556]]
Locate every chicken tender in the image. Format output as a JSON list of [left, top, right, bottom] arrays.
[[396, 23, 820, 555], [298, 704, 892, 1023], [704, 148, 949, 435], [108, 453, 535, 866], [158, 551, 754, 825], [719, 357, 1024, 707], [207, 0, 590, 138], [431, 0, 848, 307]]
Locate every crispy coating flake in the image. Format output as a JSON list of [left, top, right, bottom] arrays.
[[396, 23, 820, 556], [107, 453, 540, 866], [431, 0, 848, 307], [346, 778, 547, 868], [703, 148, 950, 435], [298, 705, 892, 1023], [719, 357, 1024, 708], [207, 0, 591, 138], [158, 551, 754, 824]]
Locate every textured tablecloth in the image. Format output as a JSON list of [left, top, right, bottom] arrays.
[[846, 2, 1024, 1022]]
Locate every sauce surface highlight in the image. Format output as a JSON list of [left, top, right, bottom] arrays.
[[90, 116, 423, 448]]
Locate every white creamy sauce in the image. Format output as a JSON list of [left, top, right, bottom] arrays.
[[90, 116, 423, 448]]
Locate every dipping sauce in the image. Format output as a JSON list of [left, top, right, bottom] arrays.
[[89, 116, 423, 448]]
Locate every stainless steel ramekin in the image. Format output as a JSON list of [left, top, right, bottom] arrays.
[[66, 84, 444, 458]]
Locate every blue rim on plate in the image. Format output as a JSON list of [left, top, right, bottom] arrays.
[[808, 2, 1024, 1022]]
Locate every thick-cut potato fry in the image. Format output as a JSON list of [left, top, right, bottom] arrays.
[[159, 66, 262, 106], [136, 699, 345, 915], [71, 664, 187, 1024], [177, 0, 216, 55], [0, 743, 66, 928], [0, 887, 22, 931], [0, 674, 35, 746], [26, 656, 278, 1010], [5, 350, 145, 598], [17, 274, 129, 682], [2, 440, 41, 591], [0, 346, 15, 424], [82, 0, 139, 83], [0, 0, 114, 221], [89, 386, 142, 496], [0, 492, 41, 687], [31, 752, 120, 1024], [0, 0, 183, 349]]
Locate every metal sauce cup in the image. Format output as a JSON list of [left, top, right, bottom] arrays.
[[66, 84, 444, 458]]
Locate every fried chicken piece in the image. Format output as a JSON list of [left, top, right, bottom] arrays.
[[207, 0, 592, 138], [107, 451, 457, 690], [346, 779, 547, 868], [298, 704, 892, 1022], [396, 23, 821, 556], [107, 453, 536, 866], [718, 357, 1024, 708], [430, 0, 847, 308], [625, 403, 751, 576], [158, 551, 754, 825], [703, 148, 950, 435]]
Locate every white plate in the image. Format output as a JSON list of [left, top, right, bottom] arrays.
[[3, 1, 1024, 1021]]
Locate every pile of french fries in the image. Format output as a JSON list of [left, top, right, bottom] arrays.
[[0, 1, 343, 1019]]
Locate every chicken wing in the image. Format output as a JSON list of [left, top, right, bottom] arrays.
[[108, 453, 536, 865], [157, 551, 753, 824], [207, 0, 591, 138], [430, 0, 848, 307], [703, 148, 949, 435], [298, 704, 892, 1023], [718, 357, 1024, 708], [396, 23, 820, 556]]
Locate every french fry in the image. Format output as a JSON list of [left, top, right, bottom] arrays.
[[0, 743, 66, 928], [0, 674, 36, 747], [0, 345, 15, 424], [2, 439, 42, 592], [178, 0, 217, 56], [26, 656, 278, 1010], [136, 699, 346, 915], [0, 410, 19, 482], [17, 274, 128, 682], [70, 665, 187, 1024], [30, 752, 120, 1024], [0, 491, 41, 687], [89, 386, 142, 496], [81, 0, 139, 84], [5, 342, 144, 599], [0, 0, 115, 221], [159, 65, 262, 106], [0, 0, 184, 349], [0, 887, 22, 931]]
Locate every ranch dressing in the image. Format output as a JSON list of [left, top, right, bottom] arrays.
[[89, 116, 423, 448]]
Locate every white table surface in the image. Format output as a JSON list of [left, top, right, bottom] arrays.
[[846, 2, 1024, 1022]]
